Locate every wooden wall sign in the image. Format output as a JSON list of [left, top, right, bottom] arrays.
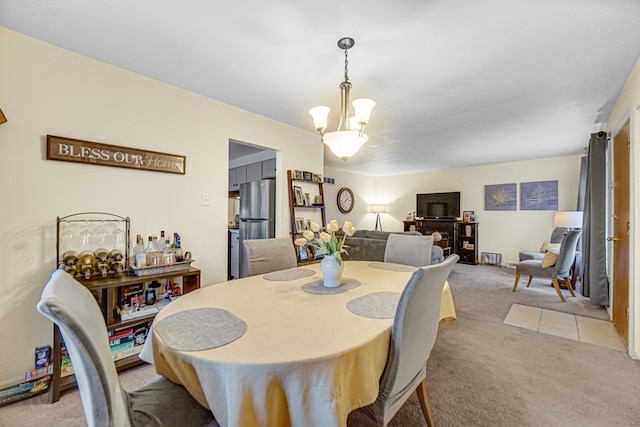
[[46, 135, 186, 175]]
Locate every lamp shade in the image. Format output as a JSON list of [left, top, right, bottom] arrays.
[[308, 106, 330, 132], [322, 131, 368, 160], [553, 211, 583, 229], [352, 98, 375, 124], [370, 204, 386, 213]]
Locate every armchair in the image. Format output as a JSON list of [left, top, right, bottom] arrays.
[[512, 230, 582, 302], [518, 227, 568, 261]]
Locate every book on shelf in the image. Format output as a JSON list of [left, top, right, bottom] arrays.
[[118, 284, 144, 309], [109, 328, 134, 347], [61, 357, 73, 377], [60, 337, 73, 377], [108, 321, 150, 361], [110, 340, 135, 354]]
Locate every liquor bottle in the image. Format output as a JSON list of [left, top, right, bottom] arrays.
[[162, 239, 175, 264], [133, 235, 146, 268], [173, 232, 184, 262], [159, 230, 166, 252], [144, 235, 154, 265], [149, 236, 162, 265]]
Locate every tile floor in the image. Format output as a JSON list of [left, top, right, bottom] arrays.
[[504, 303, 627, 352]]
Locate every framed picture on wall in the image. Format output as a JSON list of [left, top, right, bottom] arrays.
[[485, 183, 517, 211], [520, 180, 558, 210]]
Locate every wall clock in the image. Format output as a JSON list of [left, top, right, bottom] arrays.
[[337, 187, 354, 214]]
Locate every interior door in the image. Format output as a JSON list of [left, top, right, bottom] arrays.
[[612, 119, 630, 346]]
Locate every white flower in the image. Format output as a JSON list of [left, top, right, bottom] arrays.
[[327, 220, 340, 233], [304, 219, 357, 266], [294, 238, 307, 247], [342, 221, 356, 236]]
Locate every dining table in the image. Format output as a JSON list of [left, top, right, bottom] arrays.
[[139, 260, 456, 427]]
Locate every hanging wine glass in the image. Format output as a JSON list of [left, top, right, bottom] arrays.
[[59, 221, 76, 252], [96, 220, 114, 248], [79, 220, 92, 250], [112, 221, 126, 249]]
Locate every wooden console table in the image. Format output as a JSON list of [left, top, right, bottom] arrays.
[[403, 219, 459, 254]]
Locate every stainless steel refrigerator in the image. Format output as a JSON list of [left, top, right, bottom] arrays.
[[238, 179, 276, 277]]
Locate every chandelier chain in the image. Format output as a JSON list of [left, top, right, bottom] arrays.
[[343, 47, 349, 83]]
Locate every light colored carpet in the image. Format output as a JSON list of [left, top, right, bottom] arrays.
[[1, 264, 638, 426]]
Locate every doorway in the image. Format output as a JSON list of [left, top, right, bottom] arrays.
[[611, 119, 630, 346], [228, 139, 277, 279]]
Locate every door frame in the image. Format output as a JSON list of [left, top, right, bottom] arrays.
[[609, 109, 636, 356]]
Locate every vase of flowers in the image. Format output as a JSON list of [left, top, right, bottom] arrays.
[[295, 219, 356, 287]]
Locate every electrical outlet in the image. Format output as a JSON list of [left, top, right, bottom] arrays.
[[201, 192, 211, 206]]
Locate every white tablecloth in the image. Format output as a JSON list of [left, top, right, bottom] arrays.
[[140, 261, 455, 427]]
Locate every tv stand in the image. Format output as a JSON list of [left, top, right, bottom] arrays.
[[404, 219, 459, 254]]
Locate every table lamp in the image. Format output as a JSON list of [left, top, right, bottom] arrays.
[[371, 204, 386, 231], [553, 211, 583, 230]]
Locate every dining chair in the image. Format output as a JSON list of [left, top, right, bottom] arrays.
[[512, 229, 582, 302], [37, 269, 218, 427], [358, 254, 459, 426], [384, 233, 434, 266], [243, 237, 298, 276]]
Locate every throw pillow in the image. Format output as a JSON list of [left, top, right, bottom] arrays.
[[541, 251, 559, 268], [540, 241, 561, 253]]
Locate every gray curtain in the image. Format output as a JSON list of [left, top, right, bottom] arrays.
[[581, 132, 608, 305]]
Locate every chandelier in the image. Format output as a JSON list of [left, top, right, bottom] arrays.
[[309, 37, 375, 160]]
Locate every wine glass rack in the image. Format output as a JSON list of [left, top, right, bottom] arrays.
[[56, 212, 130, 278]]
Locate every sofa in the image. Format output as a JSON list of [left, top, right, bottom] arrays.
[[341, 230, 443, 265], [340, 229, 455, 321]]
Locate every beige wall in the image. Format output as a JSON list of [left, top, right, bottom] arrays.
[[603, 57, 640, 358], [0, 28, 323, 387], [323, 168, 377, 230], [327, 155, 582, 267]]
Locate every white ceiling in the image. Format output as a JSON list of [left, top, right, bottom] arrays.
[[2, 1, 640, 177]]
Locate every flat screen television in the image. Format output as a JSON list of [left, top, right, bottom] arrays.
[[416, 192, 461, 219]]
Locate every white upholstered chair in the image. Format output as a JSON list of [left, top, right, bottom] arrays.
[[384, 233, 434, 267], [384, 233, 456, 321], [358, 254, 459, 426], [37, 269, 217, 427], [243, 237, 298, 276]]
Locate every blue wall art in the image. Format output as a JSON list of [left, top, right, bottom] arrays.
[[520, 180, 558, 210], [485, 183, 517, 211]]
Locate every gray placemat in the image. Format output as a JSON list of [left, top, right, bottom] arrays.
[[368, 262, 416, 272], [155, 307, 247, 351], [301, 278, 361, 295], [347, 292, 401, 319], [263, 268, 316, 281]]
